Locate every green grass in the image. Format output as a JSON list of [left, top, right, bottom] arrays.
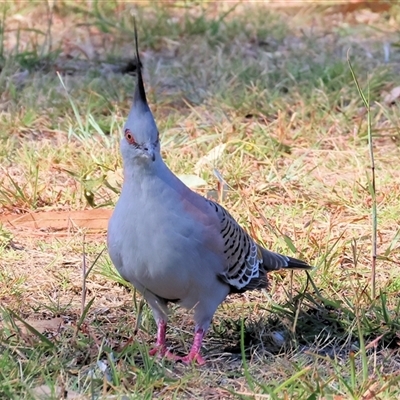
[[1, 1, 400, 398]]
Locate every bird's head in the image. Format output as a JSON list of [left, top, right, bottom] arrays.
[[120, 22, 160, 165]]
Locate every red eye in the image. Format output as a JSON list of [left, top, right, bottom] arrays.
[[125, 129, 136, 145]]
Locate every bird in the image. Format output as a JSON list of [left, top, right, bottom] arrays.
[[107, 22, 312, 365]]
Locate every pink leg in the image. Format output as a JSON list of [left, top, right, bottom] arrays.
[[148, 320, 180, 361], [148, 320, 167, 355], [149, 322, 207, 365], [179, 328, 206, 365]]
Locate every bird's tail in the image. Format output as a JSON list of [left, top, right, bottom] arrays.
[[285, 255, 313, 270], [258, 245, 313, 272]]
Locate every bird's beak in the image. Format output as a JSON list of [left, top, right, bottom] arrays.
[[145, 146, 156, 162]]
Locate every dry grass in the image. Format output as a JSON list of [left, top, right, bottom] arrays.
[[1, 1, 400, 399]]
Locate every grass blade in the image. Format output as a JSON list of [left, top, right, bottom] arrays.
[[347, 50, 377, 299]]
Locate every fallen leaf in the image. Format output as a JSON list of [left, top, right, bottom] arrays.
[[106, 168, 123, 189], [0, 209, 112, 232], [383, 86, 400, 105], [332, 0, 392, 14], [14, 317, 64, 336], [194, 143, 226, 175], [31, 385, 83, 399], [177, 174, 207, 188], [361, 381, 384, 400]]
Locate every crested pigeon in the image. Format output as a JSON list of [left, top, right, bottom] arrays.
[[107, 23, 312, 365]]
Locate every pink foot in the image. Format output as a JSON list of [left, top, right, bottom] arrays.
[[148, 320, 182, 362], [179, 352, 206, 365], [177, 328, 206, 365], [149, 345, 181, 361], [149, 320, 168, 356], [149, 346, 162, 356], [148, 322, 207, 365]]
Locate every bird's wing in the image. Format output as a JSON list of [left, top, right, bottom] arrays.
[[205, 199, 310, 292], [206, 199, 265, 291]]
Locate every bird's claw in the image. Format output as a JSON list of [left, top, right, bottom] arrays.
[[178, 352, 206, 365], [149, 346, 206, 365], [149, 346, 181, 362]]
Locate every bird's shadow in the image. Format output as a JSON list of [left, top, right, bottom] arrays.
[[206, 290, 400, 362]]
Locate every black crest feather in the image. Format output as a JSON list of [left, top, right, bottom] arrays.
[[133, 19, 147, 105]]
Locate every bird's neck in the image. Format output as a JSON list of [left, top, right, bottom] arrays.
[[122, 155, 184, 191], [124, 155, 161, 178], [120, 155, 203, 215], [121, 155, 197, 207]]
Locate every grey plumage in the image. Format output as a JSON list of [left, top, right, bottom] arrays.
[[107, 22, 312, 364]]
